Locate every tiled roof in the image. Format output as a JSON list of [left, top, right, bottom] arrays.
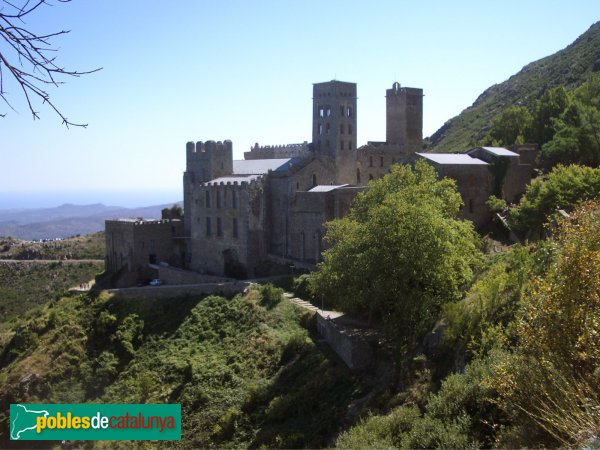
[[308, 184, 349, 192], [233, 158, 301, 175], [416, 153, 488, 165], [477, 147, 519, 157]]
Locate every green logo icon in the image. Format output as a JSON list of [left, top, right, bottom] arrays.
[[10, 404, 181, 440]]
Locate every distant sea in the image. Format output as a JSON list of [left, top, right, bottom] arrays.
[[0, 189, 182, 210]]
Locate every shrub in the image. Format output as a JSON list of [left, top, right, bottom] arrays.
[[259, 284, 283, 309]]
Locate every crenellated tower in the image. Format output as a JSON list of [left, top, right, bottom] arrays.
[[183, 140, 233, 235]]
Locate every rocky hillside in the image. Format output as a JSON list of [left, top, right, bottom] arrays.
[[429, 21, 600, 152]]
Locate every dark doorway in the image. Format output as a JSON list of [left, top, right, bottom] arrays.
[[223, 249, 247, 279]]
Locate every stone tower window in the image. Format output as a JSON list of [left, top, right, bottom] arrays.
[[217, 217, 222, 237], [326, 106, 331, 117], [340, 124, 344, 134], [205, 190, 211, 208], [347, 106, 352, 118], [326, 123, 330, 134], [232, 191, 238, 209], [380, 156, 384, 167], [356, 168, 361, 184], [340, 141, 344, 150], [319, 106, 325, 118], [206, 217, 212, 236], [340, 105, 344, 116], [369, 156, 373, 167], [216, 190, 222, 209], [312, 173, 317, 187], [233, 218, 238, 238], [318, 124, 323, 135], [348, 124, 353, 135]]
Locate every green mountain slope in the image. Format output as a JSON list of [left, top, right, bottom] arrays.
[[429, 21, 600, 152]]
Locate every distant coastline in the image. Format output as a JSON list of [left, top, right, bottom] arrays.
[[0, 189, 181, 210]]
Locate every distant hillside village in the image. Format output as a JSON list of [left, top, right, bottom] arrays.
[[105, 81, 536, 286]]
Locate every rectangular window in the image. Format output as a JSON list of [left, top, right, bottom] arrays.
[[232, 190, 238, 209], [340, 141, 344, 150], [233, 218, 238, 238], [326, 123, 330, 134], [205, 190, 211, 208], [340, 124, 344, 134], [217, 217, 222, 237], [380, 156, 384, 167], [206, 217, 212, 236], [216, 190, 221, 208], [348, 124, 353, 135]]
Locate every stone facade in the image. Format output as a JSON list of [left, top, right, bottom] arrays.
[[105, 80, 535, 284]]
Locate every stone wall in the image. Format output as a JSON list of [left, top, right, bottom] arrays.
[[157, 265, 233, 285], [316, 312, 373, 370], [106, 281, 249, 300]]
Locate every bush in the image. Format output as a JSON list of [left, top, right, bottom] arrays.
[[259, 284, 283, 309]]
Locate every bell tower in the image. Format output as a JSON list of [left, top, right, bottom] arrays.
[[312, 80, 357, 185]]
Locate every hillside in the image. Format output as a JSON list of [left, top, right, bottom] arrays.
[[0, 202, 181, 240], [0, 287, 374, 449], [0, 232, 105, 260], [429, 21, 600, 151]]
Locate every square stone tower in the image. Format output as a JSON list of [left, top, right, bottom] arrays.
[[386, 82, 423, 152], [312, 80, 357, 185]]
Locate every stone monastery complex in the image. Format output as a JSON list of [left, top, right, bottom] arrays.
[[105, 80, 536, 286]]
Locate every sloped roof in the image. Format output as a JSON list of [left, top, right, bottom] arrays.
[[478, 147, 519, 157], [233, 158, 301, 175], [308, 184, 349, 192], [416, 153, 488, 165]]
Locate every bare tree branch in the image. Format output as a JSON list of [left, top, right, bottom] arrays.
[[0, 0, 101, 127]]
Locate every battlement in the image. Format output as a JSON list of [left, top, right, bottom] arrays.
[[244, 142, 311, 160], [386, 82, 423, 97], [201, 175, 263, 188], [186, 140, 233, 161]]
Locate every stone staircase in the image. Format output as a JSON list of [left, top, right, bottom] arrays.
[[284, 292, 320, 312]]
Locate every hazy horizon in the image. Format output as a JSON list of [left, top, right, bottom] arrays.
[[0, 189, 182, 210]]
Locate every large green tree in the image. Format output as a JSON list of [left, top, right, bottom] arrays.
[[310, 161, 482, 346]]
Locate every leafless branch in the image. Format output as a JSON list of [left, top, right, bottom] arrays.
[[0, 0, 101, 127]]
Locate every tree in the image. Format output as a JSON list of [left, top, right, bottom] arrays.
[[496, 201, 600, 446], [0, 0, 100, 126], [310, 161, 482, 346], [161, 204, 183, 220], [484, 106, 533, 147], [509, 164, 600, 236]]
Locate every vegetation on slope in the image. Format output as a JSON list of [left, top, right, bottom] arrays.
[[0, 259, 103, 332], [0, 232, 105, 260], [0, 285, 369, 449], [429, 22, 600, 151]]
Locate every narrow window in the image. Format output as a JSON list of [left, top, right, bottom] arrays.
[[318, 123, 323, 135], [340, 124, 344, 134], [469, 199, 474, 214], [326, 123, 330, 134], [317, 140, 321, 151], [340, 105, 344, 116], [369, 156, 373, 167], [319, 106, 324, 118], [232, 191, 238, 209], [296, 182, 299, 190], [380, 156, 384, 167], [347, 106, 352, 118], [206, 217, 212, 236], [357, 168, 361, 184], [312, 173, 317, 187], [216, 190, 221, 208], [348, 141, 352, 150], [340, 141, 344, 150], [233, 218, 238, 238], [326, 106, 331, 117], [205, 190, 211, 208], [217, 217, 222, 237], [348, 124, 353, 135]]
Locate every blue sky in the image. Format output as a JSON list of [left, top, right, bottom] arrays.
[[1, 0, 599, 207]]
